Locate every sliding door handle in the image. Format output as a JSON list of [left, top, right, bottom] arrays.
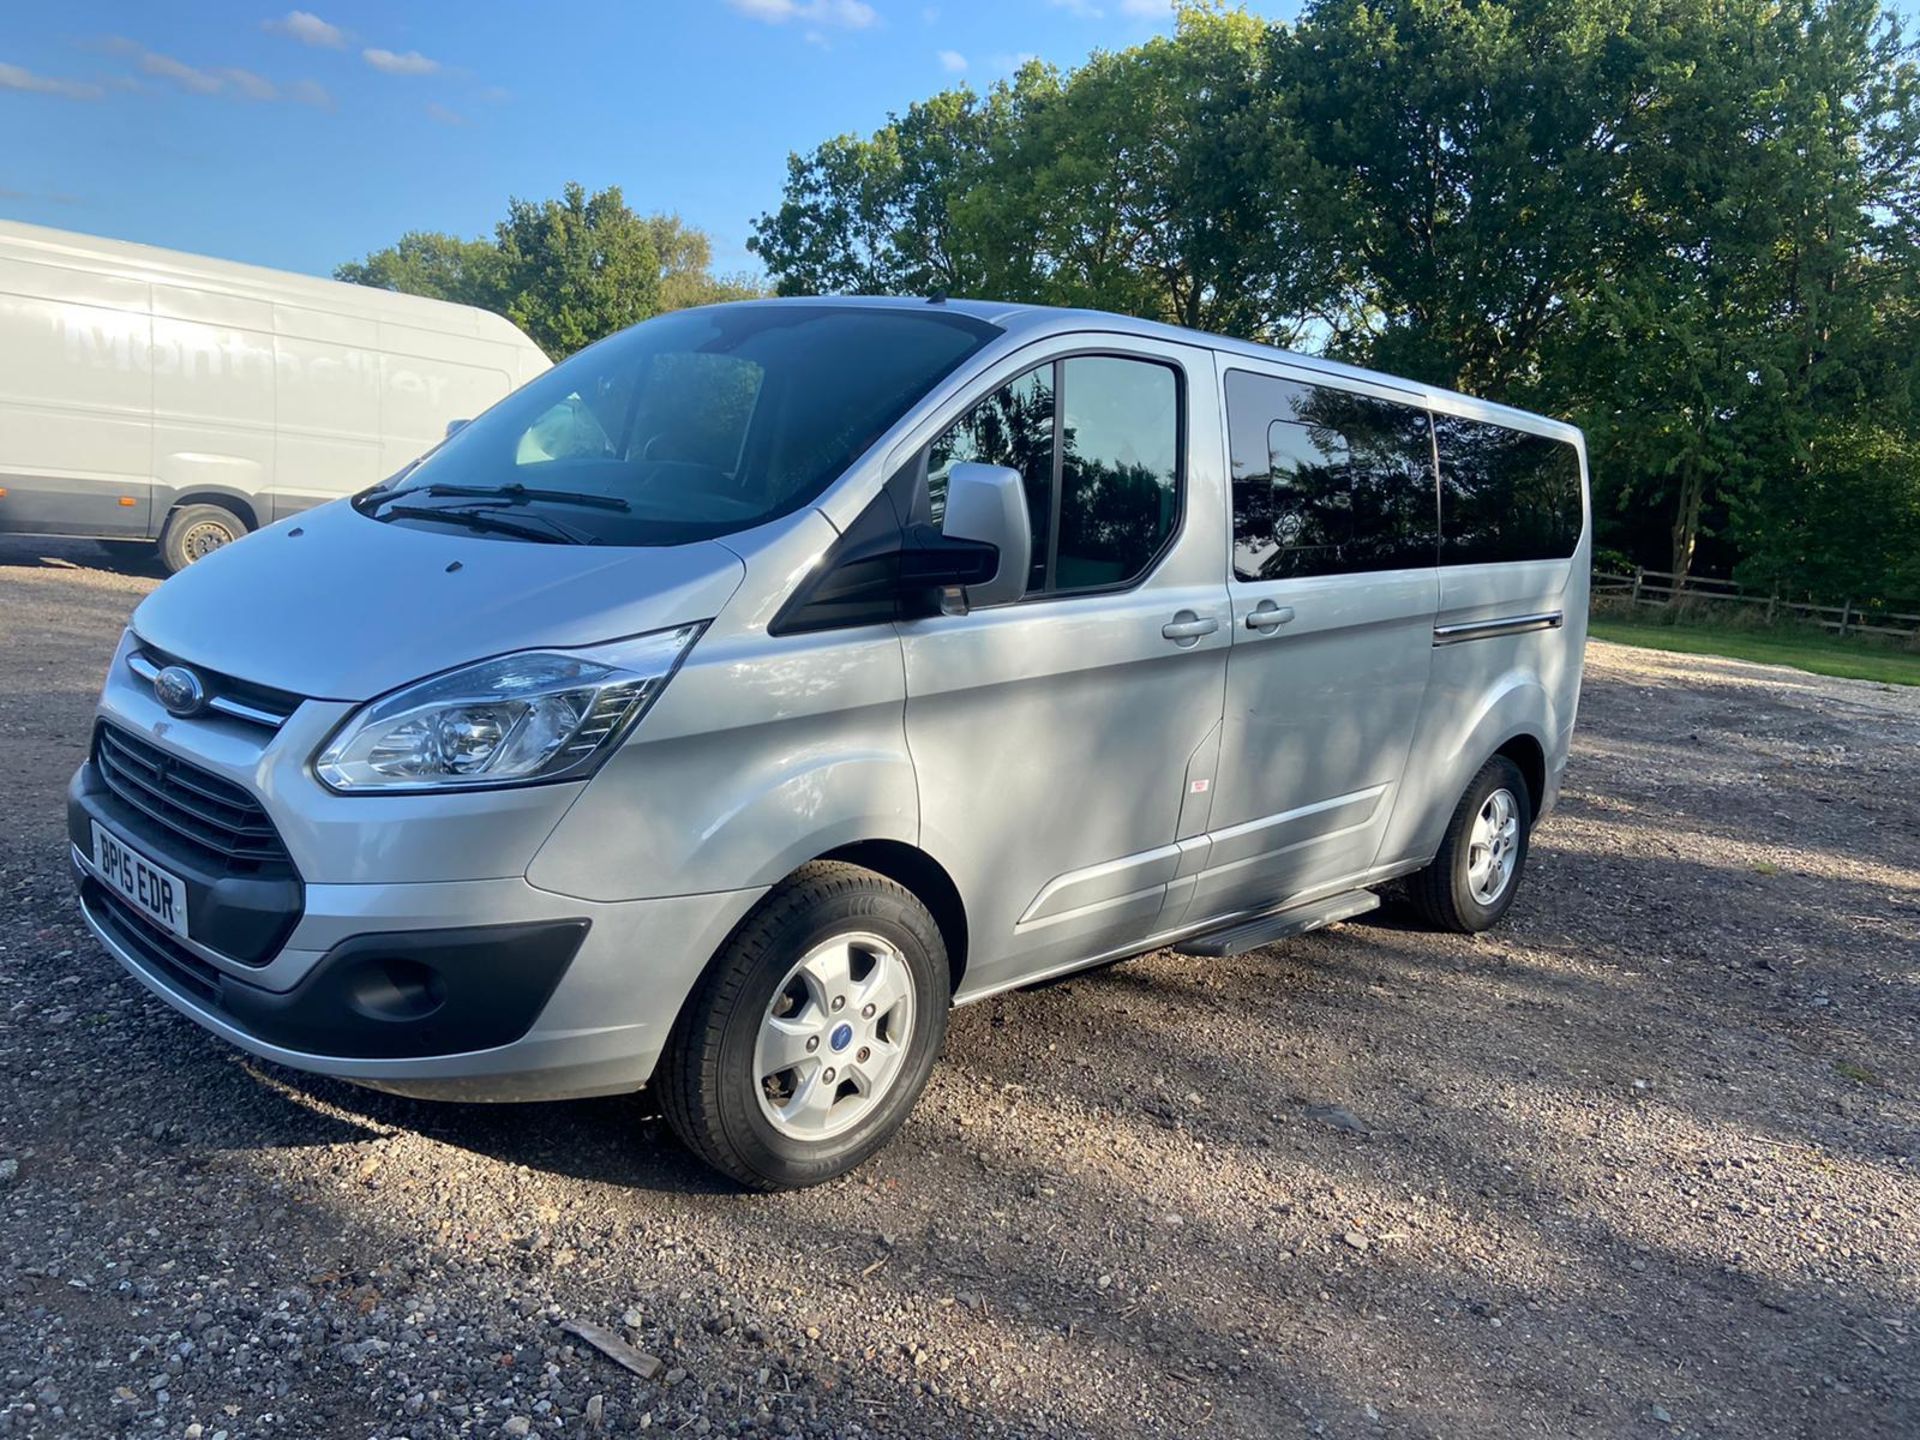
[[1246, 602, 1296, 632], [1161, 611, 1220, 645]]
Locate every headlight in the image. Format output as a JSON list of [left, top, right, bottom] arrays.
[[314, 625, 702, 792]]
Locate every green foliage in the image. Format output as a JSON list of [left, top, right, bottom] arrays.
[[751, 0, 1920, 607], [1589, 616, 1920, 686], [333, 230, 503, 309], [337, 185, 766, 359]]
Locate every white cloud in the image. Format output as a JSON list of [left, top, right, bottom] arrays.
[[220, 67, 279, 101], [937, 49, 967, 72], [725, 0, 877, 30], [1118, 0, 1172, 16], [921, 5, 940, 22], [426, 101, 469, 125], [140, 51, 224, 94], [89, 40, 332, 108], [289, 78, 333, 109], [990, 51, 1040, 72], [264, 11, 346, 48], [0, 60, 104, 101], [362, 47, 440, 76], [1048, 0, 1104, 16]]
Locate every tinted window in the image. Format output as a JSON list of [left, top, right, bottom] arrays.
[[1432, 414, 1583, 564], [929, 364, 1054, 592], [371, 304, 998, 546], [1226, 370, 1436, 581], [933, 354, 1183, 596], [1054, 357, 1181, 590]]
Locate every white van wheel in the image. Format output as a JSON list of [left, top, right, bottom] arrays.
[[160, 503, 248, 573], [657, 862, 948, 1190], [1406, 755, 1532, 934]]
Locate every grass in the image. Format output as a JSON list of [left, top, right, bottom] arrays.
[[1589, 615, 1920, 686]]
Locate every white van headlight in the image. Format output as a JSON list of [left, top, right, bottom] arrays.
[[314, 625, 701, 792]]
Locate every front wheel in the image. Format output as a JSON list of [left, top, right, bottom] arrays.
[[1405, 755, 1531, 934], [657, 863, 949, 1190]]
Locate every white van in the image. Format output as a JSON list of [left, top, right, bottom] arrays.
[[0, 220, 550, 571]]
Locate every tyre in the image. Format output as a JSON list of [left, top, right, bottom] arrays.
[[657, 862, 949, 1190], [1406, 755, 1531, 934], [159, 503, 248, 573]]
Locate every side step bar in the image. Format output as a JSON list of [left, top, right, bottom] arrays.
[[1174, 888, 1380, 958]]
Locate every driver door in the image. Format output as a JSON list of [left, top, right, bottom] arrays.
[[899, 338, 1233, 997]]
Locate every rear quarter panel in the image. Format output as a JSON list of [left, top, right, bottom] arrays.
[[1376, 437, 1591, 867]]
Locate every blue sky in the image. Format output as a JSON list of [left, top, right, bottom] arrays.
[[0, 1, 1301, 282], [6, 1, 1917, 285]]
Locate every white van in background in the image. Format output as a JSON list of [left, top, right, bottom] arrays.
[[0, 221, 550, 571]]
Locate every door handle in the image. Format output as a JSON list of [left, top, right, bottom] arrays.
[[1161, 611, 1220, 645], [1246, 602, 1296, 632]]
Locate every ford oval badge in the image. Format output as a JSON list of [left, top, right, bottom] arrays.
[[153, 664, 208, 718]]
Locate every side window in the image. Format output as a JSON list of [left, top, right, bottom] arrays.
[[1054, 356, 1181, 591], [929, 364, 1054, 592], [1432, 414, 1583, 564], [930, 354, 1182, 597], [1226, 370, 1436, 581]]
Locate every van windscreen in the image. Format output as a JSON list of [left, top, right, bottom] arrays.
[[362, 304, 999, 546]]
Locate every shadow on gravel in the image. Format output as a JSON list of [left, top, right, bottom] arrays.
[[226, 1064, 745, 1196], [0, 535, 166, 580]]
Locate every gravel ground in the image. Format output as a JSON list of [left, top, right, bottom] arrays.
[[0, 534, 1915, 1440]]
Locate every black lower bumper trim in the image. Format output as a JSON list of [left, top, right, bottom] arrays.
[[81, 871, 588, 1060]]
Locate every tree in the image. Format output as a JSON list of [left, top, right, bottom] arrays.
[[748, 9, 1328, 343], [748, 0, 1920, 601], [332, 230, 503, 309], [338, 185, 766, 358], [493, 183, 661, 356]]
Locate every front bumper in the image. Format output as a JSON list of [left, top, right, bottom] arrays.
[[75, 846, 764, 1101]]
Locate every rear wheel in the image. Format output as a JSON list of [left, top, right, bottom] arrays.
[[159, 503, 248, 573], [657, 862, 949, 1190], [1406, 755, 1531, 934]]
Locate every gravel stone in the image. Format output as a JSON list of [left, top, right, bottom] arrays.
[[1, 535, 1916, 1439]]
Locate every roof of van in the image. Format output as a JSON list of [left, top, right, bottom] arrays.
[[0, 219, 546, 358], [713, 293, 1581, 444]]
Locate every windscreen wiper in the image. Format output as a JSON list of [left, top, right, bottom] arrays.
[[378, 503, 585, 545], [421, 482, 631, 512]]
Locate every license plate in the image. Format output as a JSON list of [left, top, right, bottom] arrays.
[[91, 821, 189, 940]]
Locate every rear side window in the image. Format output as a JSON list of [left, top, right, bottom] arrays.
[[932, 353, 1183, 597], [1431, 414, 1583, 564], [1225, 370, 1436, 581]]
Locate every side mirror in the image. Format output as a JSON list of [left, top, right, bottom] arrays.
[[936, 462, 1031, 609], [444, 418, 471, 440]]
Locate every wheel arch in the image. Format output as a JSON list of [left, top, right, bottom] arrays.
[[1492, 732, 1547, 819], [161, 489, 260, 533], [817, 839, 970, 996]]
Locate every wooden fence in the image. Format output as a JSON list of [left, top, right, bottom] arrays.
[[1591, 568, 1920, 642]]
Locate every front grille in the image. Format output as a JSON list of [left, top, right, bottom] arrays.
[[93, 723, 293, 873], [82, 877, 221, 1006], [129, 641, 302, 730]]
